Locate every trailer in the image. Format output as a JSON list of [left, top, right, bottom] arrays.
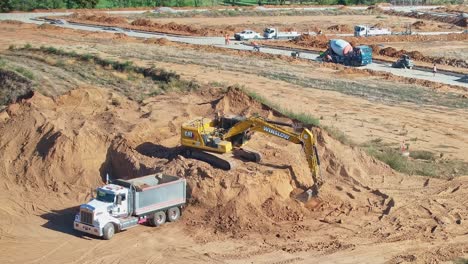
[[263, 28, 301, 39], [74, 173, 186, 240]]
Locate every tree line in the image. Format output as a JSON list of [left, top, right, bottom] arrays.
[[1, 0, 455, 12]]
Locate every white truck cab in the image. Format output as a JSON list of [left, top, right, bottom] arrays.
[[74, 184, 128, 237], [263, 28, 300, 39], [354, 25, 392, 37]]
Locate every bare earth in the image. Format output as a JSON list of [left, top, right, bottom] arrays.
[[135, 14, 462, 33], [0, 21, 467, 264]]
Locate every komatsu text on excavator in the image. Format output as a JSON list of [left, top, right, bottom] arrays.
[[181, 115, 323, 195]]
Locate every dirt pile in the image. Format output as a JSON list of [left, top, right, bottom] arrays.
[[385, 9, 467, 27], [412, 20, 426, 29], [327, 24, 352, 33], [373, 46, 468, 68], [0, 86, 467, 260], [0, 86, 395, 238], [291, 34, 329, 49], [68, 14, 222, 36], [70, 13, 128, 24]]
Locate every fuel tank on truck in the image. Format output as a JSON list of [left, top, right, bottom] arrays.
[[330, 39, 353, 56]]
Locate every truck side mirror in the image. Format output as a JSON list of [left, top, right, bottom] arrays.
[[116, 195, 122, 205]]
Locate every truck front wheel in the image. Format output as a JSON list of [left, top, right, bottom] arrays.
[[149, 211, 166, 227], [103, 223, 115, 240], [167, 207, 181, 222]]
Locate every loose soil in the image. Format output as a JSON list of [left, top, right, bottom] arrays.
[[66, 12, 463, 37], [0, 87, 467, 264], [0, 21, 467, 263]]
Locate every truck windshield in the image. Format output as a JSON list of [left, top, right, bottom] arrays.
[[96, 189, 115, 203], [355, 26, 364, 31]]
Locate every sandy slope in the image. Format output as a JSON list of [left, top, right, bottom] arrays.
[[0, 87, 466, 263]]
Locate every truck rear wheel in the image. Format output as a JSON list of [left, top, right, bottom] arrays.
[[167, 207, 181, 222], [103, 223, 115, 240], [149, 211, 166, 227]]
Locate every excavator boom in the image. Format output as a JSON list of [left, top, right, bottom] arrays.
[[181, 116, 323, 194]]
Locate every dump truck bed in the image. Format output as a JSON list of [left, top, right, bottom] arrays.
[[115, 174, 186, 216]]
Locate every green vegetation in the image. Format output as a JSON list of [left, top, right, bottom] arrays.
[[360, 138, 468, 178], [323, 126, 355, 146], [243, 88, 320, 126], [454, 258, 468, 264], [3, 45, 199, 103]]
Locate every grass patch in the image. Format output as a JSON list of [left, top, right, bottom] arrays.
[[361, 139, 468, 178], [454, 258, 468, 264], [21, 45, 199, 94], [323, 126, 355, 146], [410, 150, 435, 161], [243, 88, 319, 126], [13, 67, 34, 80]]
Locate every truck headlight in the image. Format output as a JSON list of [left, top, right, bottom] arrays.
[[75, 213, 80, 221]]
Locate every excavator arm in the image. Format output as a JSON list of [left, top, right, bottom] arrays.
[[222, 117, 322, 192]]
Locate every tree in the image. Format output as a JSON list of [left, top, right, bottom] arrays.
[[0, 0, 13, 12], [73, 0, 100, 8]]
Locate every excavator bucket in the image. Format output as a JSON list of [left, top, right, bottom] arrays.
[[295, 185, 320, 202]]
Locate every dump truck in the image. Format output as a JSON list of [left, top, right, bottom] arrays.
[[320, 39, 372, 66], [263, 28, 301, 39], [354, 25, 392, 37], [74, 173, 186, 240]]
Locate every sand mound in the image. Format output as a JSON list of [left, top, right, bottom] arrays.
[[0, 86, 397, 238], [0, 86, 467, 260], [327, 24, 352, 33], [70, 13, 128, 24]]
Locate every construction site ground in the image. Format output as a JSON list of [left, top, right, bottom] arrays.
[[122, 13, 462, 35], [0, 18, 467, 264], [60, 11, 467, 72]]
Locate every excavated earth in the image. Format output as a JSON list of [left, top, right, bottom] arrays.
[[0, 87, 467, 263]]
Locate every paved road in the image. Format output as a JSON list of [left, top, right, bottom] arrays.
[[0, 7, 466, 88]]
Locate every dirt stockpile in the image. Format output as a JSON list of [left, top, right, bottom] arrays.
[[385, 9, 467, 27], [68, 13, 224, 36], [327, 24, 352, 33], [69, 12, 128, 24], [372, 45, 468, 68], [0, 86, 466, 260]]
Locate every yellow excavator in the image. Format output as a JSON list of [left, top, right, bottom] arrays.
[[180, 115, 323, 194]]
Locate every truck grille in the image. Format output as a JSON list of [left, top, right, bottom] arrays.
[[80, 210, 93, 225]]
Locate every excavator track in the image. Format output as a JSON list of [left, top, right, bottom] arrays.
[[233, 147, 262, 163], [183, 148, 237, 171]]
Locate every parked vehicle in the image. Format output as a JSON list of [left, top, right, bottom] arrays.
[[50, 19, 66, 25], [74, 173, 186, 240], [354, 25, 392, 37], [263, 28, 300, 39], [392, 54, 414, 69], [320, 39, 372, 66], [234, 30, 262, 41]]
